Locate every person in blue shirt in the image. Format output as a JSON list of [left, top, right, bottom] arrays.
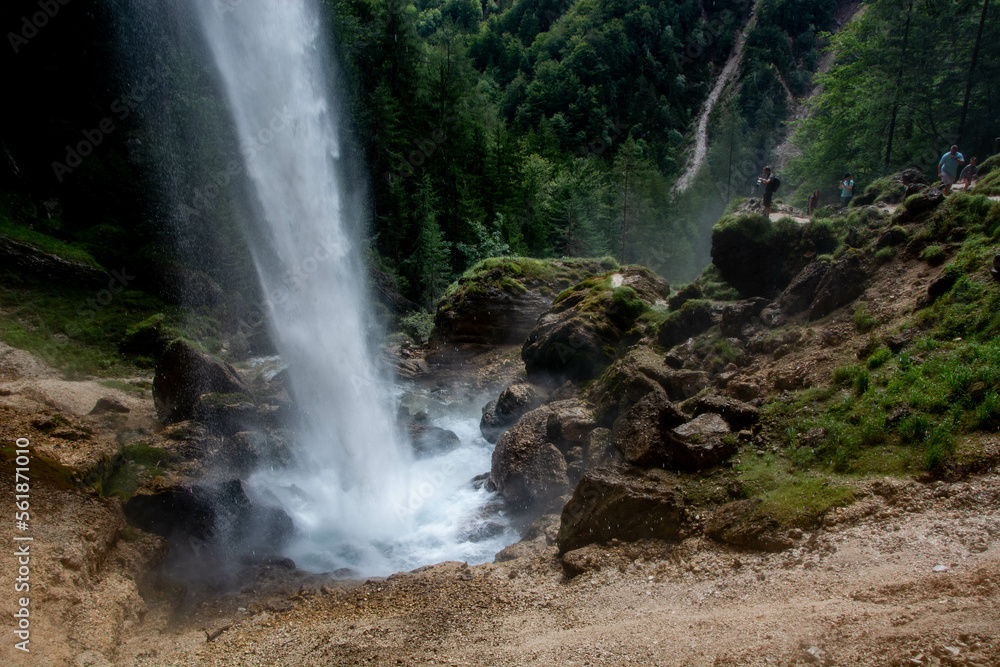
[[839, 173, 854, 208], [938, 145, 965, 195]]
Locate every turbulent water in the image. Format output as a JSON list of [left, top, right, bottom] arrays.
[[191, 0, 513, 575]]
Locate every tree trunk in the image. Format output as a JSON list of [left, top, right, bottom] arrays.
[[885, 0, 914, 167], [957, 0, 990, 144]]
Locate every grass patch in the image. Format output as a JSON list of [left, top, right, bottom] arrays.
[[852, 304, 878, 333], [0, 216, 103, 269]]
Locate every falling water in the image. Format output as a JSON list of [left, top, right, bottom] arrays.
[[189, 0, 513, 574]]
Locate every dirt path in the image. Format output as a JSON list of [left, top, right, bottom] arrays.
[[110, 475, 1000, 666], [673, 4, 757, 193]]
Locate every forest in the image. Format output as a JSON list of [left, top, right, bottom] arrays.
[[0, 0, 997, 333]]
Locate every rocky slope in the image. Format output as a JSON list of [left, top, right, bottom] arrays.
[[3, 175, 1000, 665]]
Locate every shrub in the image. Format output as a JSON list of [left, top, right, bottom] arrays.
[[852, 304, 878, 333]]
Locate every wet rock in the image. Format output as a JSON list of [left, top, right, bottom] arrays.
[[153, 339, 251, 424], [545, 399, 597, 447], [657, 299, 715, 349], [490, 406, 571, 511], [480, 383, 542, 443], [193, 392, 259, 436], [89, 396, 130, 415], [521, 513, 561, 545], [668, 413, 735, 471], [459, 521, 507, 543], [705, 498, 793, 552], [558, 466, 684, 553], [610, 392, 686, 466], [408, 423, 461, 457], [685, 394, 760, 431], [807, 251, 869, 320], [583, 427, 618, 470], [719, 297, 770, 338]]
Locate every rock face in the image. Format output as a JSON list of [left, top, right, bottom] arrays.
[[779, 261, 831, 316], [153, 339, 252, 423], [610, 392, 686, 466], [522, 267, 670, 381], [588, 346, 676, 425], [480, 383, 542, 443], [490, 400, 598, 510], [558, 466, 684, 553], [685, 394, 760, 431], [720, 297, 770, 338], [705, 498, 793, 552], [430, 257, 612, 352]]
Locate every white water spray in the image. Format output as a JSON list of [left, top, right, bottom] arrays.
[[191, 0, 512, 574]]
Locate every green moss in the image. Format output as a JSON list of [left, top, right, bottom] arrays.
[[921, 245, 946, 265], [0, 216, 103, 269], [852, 304, 878, 333]]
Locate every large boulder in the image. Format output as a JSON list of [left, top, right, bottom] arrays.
[[522, 267, 670, 381], [806, 251, 870, 320], [711, 214, 838, 298], [895, 188, 946, 224], [490, 406, 571, 511], [430, 257, 613, 353], [558, 466, 685, 553], [668, 413, 735, 471], [587, 345, 676, 426], [610, 392, 687, 466], [153, 339, 252, 423], [480, 383, 542, 443]]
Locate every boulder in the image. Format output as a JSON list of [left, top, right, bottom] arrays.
[[430, 257, 613, 353], [710, 214, 780, 297], [545, 399, 597, 447], [705, 498, 793, 552], [119, 313, 179, 357], [490, 406, 571, 511], [522, 267, 670, 381], [719, 297, 770, 338], [153, 340, 252, 424], [89, 396, 130, 415], [807, 251, 869, 320], [219, 430, 287, 473], [408, 423, 461, 457], [875, 226, 908, 249], [193, 392, 258, 436], [667, 282, 702, 311], [661, 369, 711, 401], [147, 260, 225, 308], [558, 466, 684, 553], [610, 392, 687, 466], [583, 427, 618, 470], [588, 346, 675, 426], [0, 235, 107, 287], [685, 394, 760, 431], [778, 261, 831, 316], [668, 413, 735, 471], [657, 299, 715, 349], [480, 383, 542, 443], [896, 188, 945, 224]]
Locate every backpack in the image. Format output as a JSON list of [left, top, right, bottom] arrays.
[[769, 177, 781, 193]]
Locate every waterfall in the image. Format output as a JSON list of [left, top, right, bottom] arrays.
[[184, 0, 513, 574]]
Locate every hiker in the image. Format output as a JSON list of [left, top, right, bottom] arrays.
[[839, 173, 854, 208], [960, 156, 979, 191], [938, 145, 965, 195], [758, 166, 777, 218], [807, 189, 820, 216]]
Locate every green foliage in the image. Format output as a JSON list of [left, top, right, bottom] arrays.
[[852, 304, 878, 333], [97, 443, 176, 501], [0, 216, 103, 269], [398, 311, 435, 344], [921, 245, 946, 265]]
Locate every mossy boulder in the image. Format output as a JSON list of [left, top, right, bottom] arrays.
[[711, 215, 838, 298], [587, 345, 677, 426], [896, 188, 945, 224], [852, 168, 928, 207], [657, 298, 715, 349], [480, 383, 543, 443], [430, 257, 615, 352], [119, 313, 180, 357], [521, 267, 669, 381]]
